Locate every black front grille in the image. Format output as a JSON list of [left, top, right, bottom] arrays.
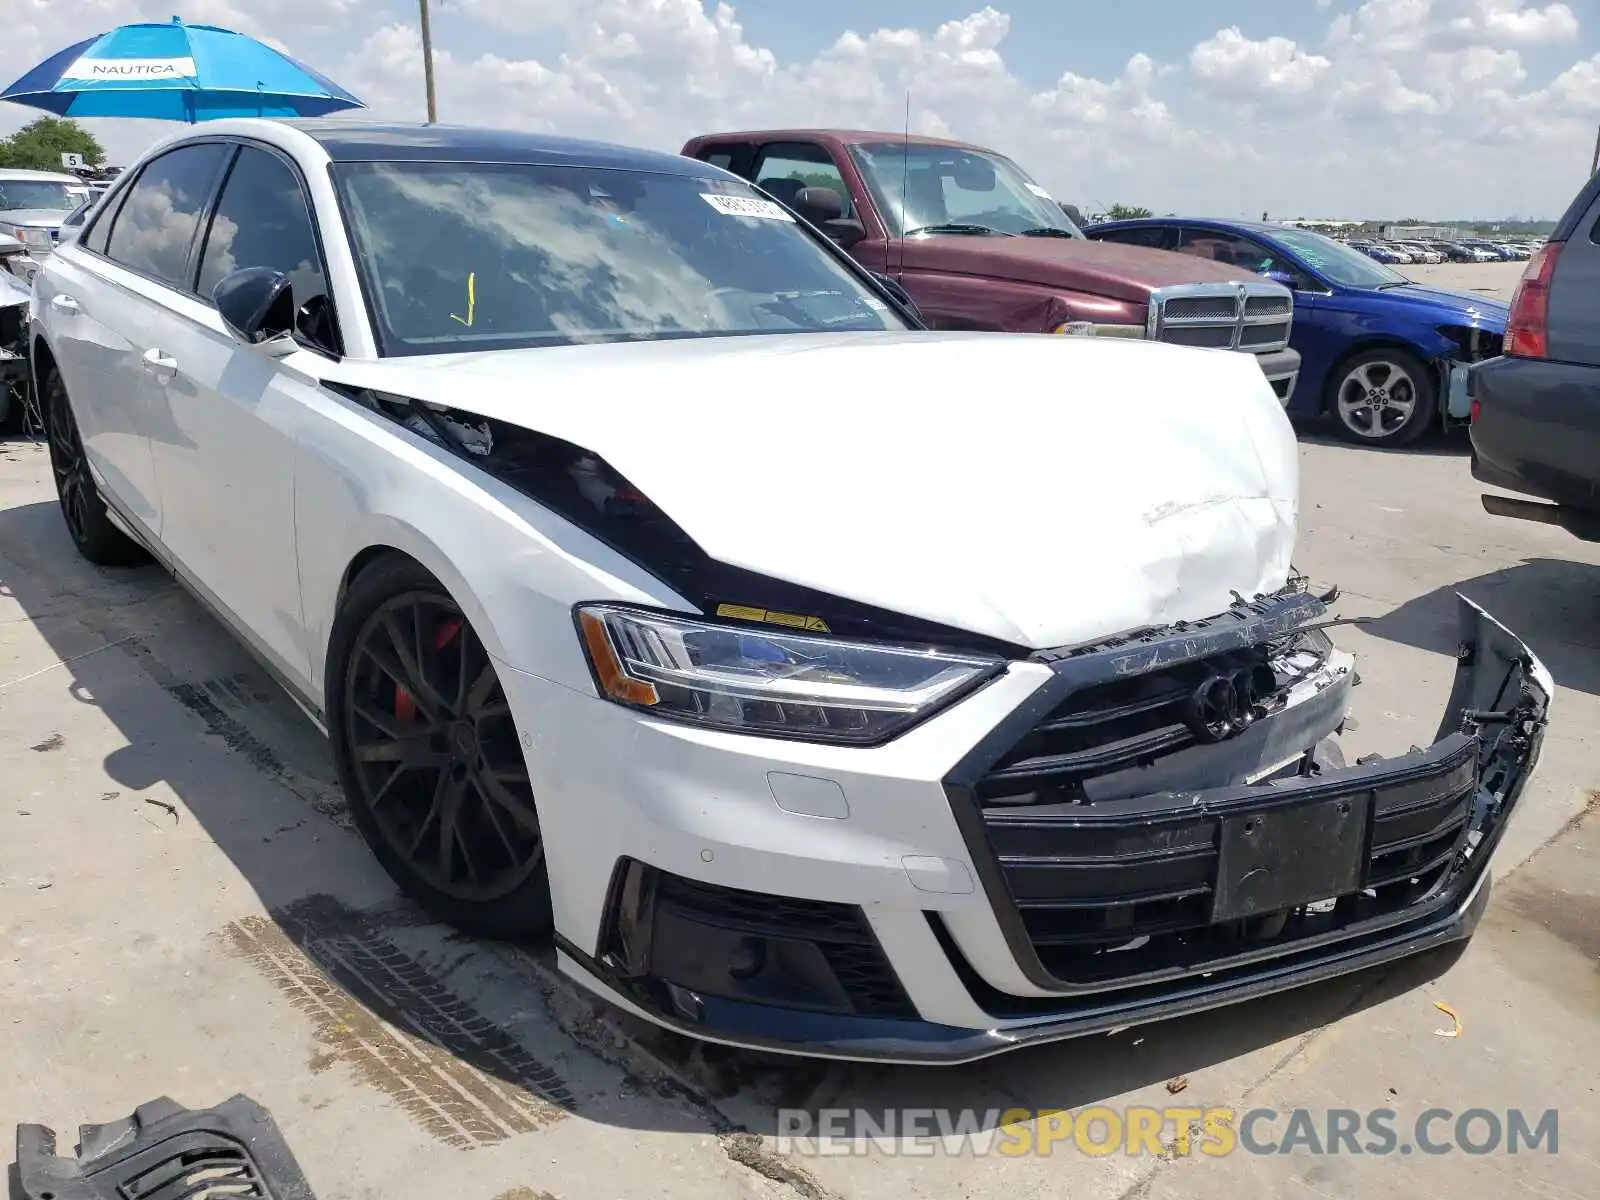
[[1163, 295, 1238, 320], [1163, 326, 1235, 349], [979, 745, 1477, 987], [976, 635, 1326, 805], [1241, 321, 1291, 347], [1245, 294, 1291, 317]]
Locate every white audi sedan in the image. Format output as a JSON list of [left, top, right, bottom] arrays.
[[29, 120, 1551, 1064]]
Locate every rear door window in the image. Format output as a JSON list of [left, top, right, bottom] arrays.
[[102, 143, 230, 288], [1092, 224, 1178, 251]]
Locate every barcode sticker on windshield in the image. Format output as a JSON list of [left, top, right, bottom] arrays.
[[701, 193, 795, 221], [1025, 182, 1053, 200]]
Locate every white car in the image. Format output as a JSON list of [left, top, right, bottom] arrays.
[[0, 167, 90, 255], [28, 119, 1552, 1064]]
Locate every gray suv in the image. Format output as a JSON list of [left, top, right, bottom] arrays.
[[1469, 181, 1600, 542]]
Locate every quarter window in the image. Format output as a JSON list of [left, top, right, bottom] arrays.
[[102, 143, 229, 287]]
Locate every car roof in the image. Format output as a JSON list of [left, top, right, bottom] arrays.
[[0, 168, 82, 183], [690, 128, 992, 153], [1094, 216, 1297, 236], [276, 120, 718, 175]]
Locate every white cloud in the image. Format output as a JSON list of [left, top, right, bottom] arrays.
[[0, 0, 1596, 219], [1448, 1, 1579, 44], [1190, 27, 1332, 95]]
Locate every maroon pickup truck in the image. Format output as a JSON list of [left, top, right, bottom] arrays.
[[681, 129, 1300, 401]]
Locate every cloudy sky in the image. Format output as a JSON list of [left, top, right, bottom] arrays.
[[2, 0, 1597, 219]]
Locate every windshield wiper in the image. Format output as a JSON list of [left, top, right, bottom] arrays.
[[904, 223, 1012, 237], [1018, 227, 1080, 239]]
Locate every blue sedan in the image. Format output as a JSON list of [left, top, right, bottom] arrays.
[[1086, 218, 1508, 447]]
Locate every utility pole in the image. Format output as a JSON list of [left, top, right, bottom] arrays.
[[1591, 120, 1600, 176], [419, 0, 438, 124]]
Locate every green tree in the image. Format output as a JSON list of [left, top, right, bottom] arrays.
[[0, 117, 105, 172], [1105, 202, 1154, 220]]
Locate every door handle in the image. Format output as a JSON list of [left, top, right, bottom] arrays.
[[49, 293, 80, 314], [141, 347, 178, 377]]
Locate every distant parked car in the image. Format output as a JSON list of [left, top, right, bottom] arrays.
[[1396, 242, 1443, 264], [1088, 217, 1507, 446], [1471, 178, 1600, 543], [0, 168, 89, 257], [1364, 243, 1409, 265]]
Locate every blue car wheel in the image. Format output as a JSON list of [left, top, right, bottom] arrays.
[[1327, 347, 1437, 448]]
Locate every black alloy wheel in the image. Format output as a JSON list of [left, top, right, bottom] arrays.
[[41, 368, 147, 565], [331, 558, 551, 937]]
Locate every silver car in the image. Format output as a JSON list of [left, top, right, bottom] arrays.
[[0, 168, 90, 256]]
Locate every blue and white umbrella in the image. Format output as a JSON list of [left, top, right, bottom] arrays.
[[0, 16, 365, 122]]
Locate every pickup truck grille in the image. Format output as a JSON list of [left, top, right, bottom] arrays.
[[1148, 282, 1292, 355]]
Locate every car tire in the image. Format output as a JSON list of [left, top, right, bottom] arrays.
[[1325, 347, 1437, 448], [41, 367, 149, 565], [326, 553, 553, 941]]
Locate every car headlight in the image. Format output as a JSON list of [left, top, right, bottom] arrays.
[[575, 604, 1005, 744], [1055, 320, 1146, 339], [9, 227, 52, 251]]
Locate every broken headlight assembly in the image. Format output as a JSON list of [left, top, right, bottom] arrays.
[[576, 604, 1005, 743]]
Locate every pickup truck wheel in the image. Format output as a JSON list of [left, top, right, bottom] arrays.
[[327, 555, 553, 941], [1327, 348, 1436, 448], [42, 368, 149, 565]]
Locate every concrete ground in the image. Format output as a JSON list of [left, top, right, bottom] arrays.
[[3, 258, 1597, 1199]]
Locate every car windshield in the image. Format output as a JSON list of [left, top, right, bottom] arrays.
[[0, 179, 82, 211], [1269, 227, 1408, 288], [847, 141, 1083, 238], [331, 161, 907, 357]]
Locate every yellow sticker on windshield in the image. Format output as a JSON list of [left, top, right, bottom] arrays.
[[716, 603, 830, 633], [450, 271, 476, 327]]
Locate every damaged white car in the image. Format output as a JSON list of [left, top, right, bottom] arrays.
[[29, 120, 1551, 1064]]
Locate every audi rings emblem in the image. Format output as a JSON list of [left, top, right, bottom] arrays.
[[1182, 665, 1278, 743]]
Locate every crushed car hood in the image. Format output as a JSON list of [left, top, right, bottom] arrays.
[[316, 331, 1299, 649]]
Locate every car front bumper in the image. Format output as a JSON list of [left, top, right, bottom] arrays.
[[1255, 345, 1300, 404], [506, 591, 1549, 1065]]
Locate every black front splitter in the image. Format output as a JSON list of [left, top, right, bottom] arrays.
[[553, 875, 1488, 1067]]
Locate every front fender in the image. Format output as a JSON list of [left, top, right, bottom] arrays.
[[900, 272, 1144, 333], [291, 386, 692, 709]]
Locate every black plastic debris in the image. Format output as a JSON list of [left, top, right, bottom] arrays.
[[9, 1094, 316, 1200]]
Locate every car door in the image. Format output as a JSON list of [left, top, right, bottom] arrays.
[[42, 142, 230, 538], [142, 141, 342, 691]]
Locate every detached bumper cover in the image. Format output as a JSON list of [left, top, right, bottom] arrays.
[[10, 1095, 316, 1200], [561, 594, 1549, 1064]]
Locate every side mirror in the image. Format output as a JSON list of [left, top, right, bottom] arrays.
[[794, 186, 867, 250], [213, 267, 298, 357], [795, 186, 845, 223], [1262, 268, 1299, 290], [870, 272, 924, 326], [1061, 203, 1087, 227]]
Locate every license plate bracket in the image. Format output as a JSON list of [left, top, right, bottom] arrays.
[[1212, 794, 1370, 923]]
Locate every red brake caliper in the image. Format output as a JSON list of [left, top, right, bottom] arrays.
[[394, 617, 465, 722]]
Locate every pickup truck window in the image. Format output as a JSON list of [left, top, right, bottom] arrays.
[[333, 160, 907, 357], [753, 143, 853, 217], [848, 142, 1081, 239]]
